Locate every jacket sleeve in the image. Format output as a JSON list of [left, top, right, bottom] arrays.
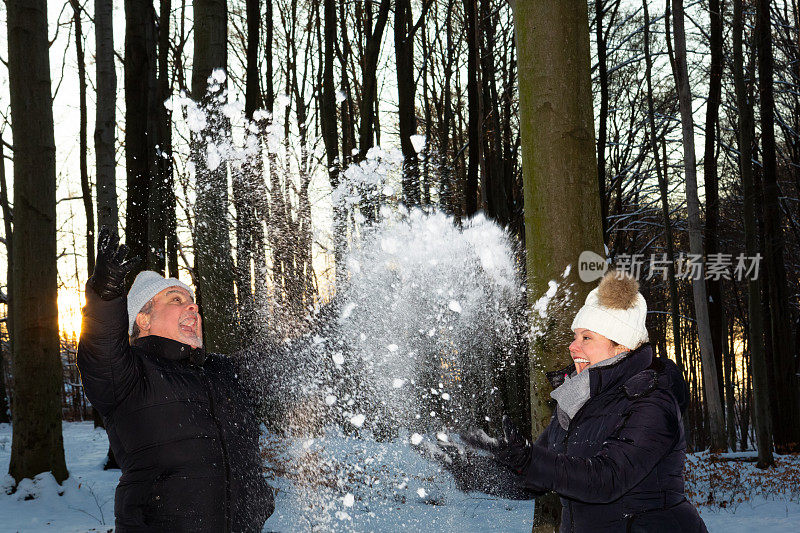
[[525, 415, 558, 496], [76, 283, 141, 416], [521, 390, 679, 503]]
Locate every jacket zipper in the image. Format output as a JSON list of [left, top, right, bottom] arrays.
[[202, 370, 232, 533]]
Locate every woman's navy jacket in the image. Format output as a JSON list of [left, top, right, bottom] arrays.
[[77, 286, 274, 532], [525, 344, 707, 532]]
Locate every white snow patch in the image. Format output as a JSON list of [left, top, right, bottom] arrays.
[[410, 134, 426, 153], [343, 493, 354, 507]]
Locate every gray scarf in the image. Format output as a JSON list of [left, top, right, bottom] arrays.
[[550, 351, 628, 430]]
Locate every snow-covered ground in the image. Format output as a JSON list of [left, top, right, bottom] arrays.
[[1, 422, 799, 532]]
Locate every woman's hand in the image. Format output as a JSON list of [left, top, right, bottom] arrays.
[[462, 415, 532, 475], [497, 415, 532, 474]]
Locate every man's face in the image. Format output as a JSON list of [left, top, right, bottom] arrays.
[[136, 286, 203, 348]]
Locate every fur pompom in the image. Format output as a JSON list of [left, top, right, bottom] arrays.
[[596, 270, 640, 309]]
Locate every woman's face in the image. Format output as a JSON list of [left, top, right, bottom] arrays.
[[569, 328, 627, 374]]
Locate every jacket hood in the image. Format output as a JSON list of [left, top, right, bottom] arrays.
[[656, 355, 689, 413]]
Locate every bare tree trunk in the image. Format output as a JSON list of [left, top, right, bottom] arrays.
[[595, 0, 618, 244], [125, 0, 157, 281], [321, 0, 346, 288], [234, 0, 262, 337], [158, 0, 178, 278], [192, 0, 239, 353], [642, 0, 684, 373], [463, 0, 481, 217], [95, 0, 118, 239], [6, 0, 68, 484], [704, 0, 726, 413], [357, 0, 390, 158], [72, 0, 95, 276], [756, 0, 800, 454], [394, 0, 430, 206], [513, 1, 604, 529], [671, 0, 727, 452], [0, 135, 11, 425], [439, 0, 456, 214]]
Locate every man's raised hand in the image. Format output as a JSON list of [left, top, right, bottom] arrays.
[[88, 226, 142, 300]]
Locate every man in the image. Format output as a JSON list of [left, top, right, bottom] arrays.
[[78, 227, 274, 532]]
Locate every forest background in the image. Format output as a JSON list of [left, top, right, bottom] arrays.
[[0, 2, 798, 528]]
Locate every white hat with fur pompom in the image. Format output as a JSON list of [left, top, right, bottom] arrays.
[[571, 270, 648, 349]]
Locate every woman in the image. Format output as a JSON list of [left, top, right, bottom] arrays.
[[490, 270, 707, 532]]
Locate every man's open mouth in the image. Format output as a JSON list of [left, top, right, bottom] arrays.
[[180, 317, 197, 334], [573, 357, 589, 365]]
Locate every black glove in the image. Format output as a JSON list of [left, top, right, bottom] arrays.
[[462, 415, 531, 475], [88, 226, 141, 300], [496, 415, 532, 474]]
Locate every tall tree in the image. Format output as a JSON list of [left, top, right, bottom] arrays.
[[642, 1, 683, 376], [513, 1, 604, 529], [0, 136, 11, 425], [72, 0, 95, 276], [756, 0, 800, 454], [6, 0, 68, 484], [357, 0, 391, 158], [192, 0, 239, 353], [234, 0, 265, 337], [594, 0, 618, 244], [95, 0, 118, 239], [733, 0, 774, 467], [156, 0, 178, 277], [321, 0, 346, 286], [463, 0, 481, 217], [394, 0, 431, 206], [704, 0, 726, 411], [671, 0, 726, 451], [125, 0, 156, 275]]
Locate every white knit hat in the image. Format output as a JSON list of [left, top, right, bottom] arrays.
[[571, 270, 648, 349], [127, 270, 194, 335]]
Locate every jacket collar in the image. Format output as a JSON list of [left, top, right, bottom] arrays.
[[546, 343, 654, 397], [133, 335, 207, 365]]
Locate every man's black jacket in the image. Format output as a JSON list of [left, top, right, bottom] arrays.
[[77, 286, 274, 532]]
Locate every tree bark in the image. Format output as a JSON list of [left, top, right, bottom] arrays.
[[158, 0, 178, 278], [463, 0, 481, 217], [95, 0, 118, 239], [125, 0, 156, 277], [6, 0, 68, 484], [0, 135, 11, 425], [72, 0, 95, 276], [704, 0, 726, 412], [192, 0, 239, 353], [321, 0, 346, 287], [733, 0, 774, 466], [756, 0, 800, 454], [394, 0, 431, 206], [671, 0, 727, 452], [357, 0, 390, 158], [642, 1, 683, 375], [513, 1, 604, 529]]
